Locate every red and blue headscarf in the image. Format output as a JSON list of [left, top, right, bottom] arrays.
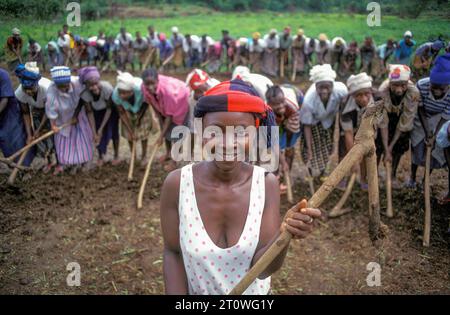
[[195, 78, 276, 145]]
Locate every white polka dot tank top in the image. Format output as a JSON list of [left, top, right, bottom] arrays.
[[178, 164, 271, 295]]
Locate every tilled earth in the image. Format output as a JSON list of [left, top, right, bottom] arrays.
[[0, 157, 449, 294], [0, 70, 449, 294]]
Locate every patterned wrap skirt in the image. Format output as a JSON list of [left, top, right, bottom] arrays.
[[301, 123, 333, 174], [120, 109, 153, 141], [54, 108, 94, 165]]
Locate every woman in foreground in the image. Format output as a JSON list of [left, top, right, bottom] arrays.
[[160, 79, 321, 295]]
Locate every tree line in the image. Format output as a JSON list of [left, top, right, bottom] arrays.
[[1, 0, 448, 20]]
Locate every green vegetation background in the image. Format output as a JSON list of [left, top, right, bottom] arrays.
[[1, 0, 449, 57]]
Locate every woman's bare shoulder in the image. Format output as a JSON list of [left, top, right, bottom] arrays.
[[264, 171, 279, 192], [161, 167, 183, 204], [162, 168, 182, 191]]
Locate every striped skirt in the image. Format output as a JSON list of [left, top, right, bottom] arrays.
[[54, 109, 94, 166]]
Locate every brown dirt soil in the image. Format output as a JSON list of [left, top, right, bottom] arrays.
[[0, 70, 449, 295]]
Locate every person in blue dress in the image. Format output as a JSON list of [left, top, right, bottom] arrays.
[[394, 31, 416, 65], [0, 67, 34, 166]]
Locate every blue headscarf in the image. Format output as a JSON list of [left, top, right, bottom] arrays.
[[431, 40, 444, 51], [15, 64, 41, 89], [50, 66, 71, 85], [430, 53, 450, 85]]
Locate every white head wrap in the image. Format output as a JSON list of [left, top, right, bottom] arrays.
[[236, 37, 248, 47], [25, 62, 40, 74], [309, 64, 336, 83], [116, 71, 140, 91], [232, 66, 251, 80], [171, 26, 179, 33], [347, 72, 373, 94], [332, 37, 347, 48], [388, 64, 411, 82]]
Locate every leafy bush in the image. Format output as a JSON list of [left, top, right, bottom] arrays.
[[0, 0, 62, 20], [81, 0, 110, 20]]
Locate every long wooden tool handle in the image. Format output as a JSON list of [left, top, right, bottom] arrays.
[[229, 142, 369, 295], [332, 112, 340, 157], [142, 48, 155, 71], [291, 59, 297, 82], [423, 146, 432, 247], [365, 148, 383, 244], [297, 141, 315, 195], [385, 161, 394, 218], [137, 144, 160, 209], [7, 149, 30, 185], [285, 169, 294, 204], [101, 61, 111, 73], [128, 141, 137, 182], [0, 158, 28, 170], [280, 52, 285, 78], [7, 122, 72, 162], [307, 171, 315, 196], [329, 172, 357, 216], [325, 112, 341, 175]]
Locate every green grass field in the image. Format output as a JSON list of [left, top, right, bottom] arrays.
[[1, 10, 449, 57]]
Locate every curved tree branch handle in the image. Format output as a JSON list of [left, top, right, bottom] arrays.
[[137, 143, 160, 209], [385, 161, 394, 218], [7, 122, 72, 162], [128, 141, 137, 182], [229, 103, 385, 295], [7, 148, 30, 185], [423, 145, 432, 247]]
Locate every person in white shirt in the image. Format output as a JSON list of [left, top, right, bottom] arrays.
[[146, 25, 160, 68], [183, 34, 201, 68], [170, 26, 185, 70], [261, 29, 280, 77], [330, 37, 347, 74], [133, 31, 150, 71], [147, 25, 160, 47], [248, 32, 265, 73], [291, 29, 307, 76], [200, 35, 214, 63], [15, 62, 54, 172], [27, 39, 44, 69], [300, 64, 348, 176], [185, 69, 220, 132], [316, 33, 331, 65], [304, 37, 316, 69], [115, 27, 134, 71], [57, 30, 71, 66]]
